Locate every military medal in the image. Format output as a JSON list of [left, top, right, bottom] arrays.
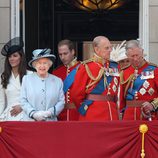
[[109, 68, 113, 74], [104, 68, 109, 76], [148, 88, 154, 95], [108, 68, 119, 76], [112, 85, 116, 92], [84, 105, 88, 111], [139, 88, 146, 95], [141, 70, 154, 79], [114, 77, 118, 85], [149, 70, 154, 78], [143, 81, 149, 89], [106, 71, 109, 76]]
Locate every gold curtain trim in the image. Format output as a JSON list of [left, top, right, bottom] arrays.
[[139, 124, 148, 158], [0, 127, 2, 133]]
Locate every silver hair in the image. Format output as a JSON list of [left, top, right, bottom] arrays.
[[125, 40, 142, 50], [32, 58, 53, 69], [92, 36, 108, 47]]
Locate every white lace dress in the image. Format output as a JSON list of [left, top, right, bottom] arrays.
[[0, 71, 33, 121]]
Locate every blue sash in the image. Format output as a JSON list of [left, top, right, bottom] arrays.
[[79, 61, 118, 116], [63, 65, 80, 94], [126, 65, 156, 100]]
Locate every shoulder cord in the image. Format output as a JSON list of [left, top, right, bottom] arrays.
[[85, 63, 105, 90]]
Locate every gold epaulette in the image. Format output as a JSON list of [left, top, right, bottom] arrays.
[[67, 58, 79, 68], [81, 58, 94, 65], [120, 73, 135, 85], [82, 54, 105, 65], [84, 63, 104, 81], [148, 62, 158, 67], [120, 70, 135, 97], [120, 68, 133, 85], [82, 59, 104, 90], [121, 63, 131, 70]]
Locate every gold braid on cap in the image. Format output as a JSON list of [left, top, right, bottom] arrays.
[[85, 63, 104, 90]]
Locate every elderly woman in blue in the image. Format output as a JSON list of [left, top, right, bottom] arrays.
[[20, 48, 65, 121]]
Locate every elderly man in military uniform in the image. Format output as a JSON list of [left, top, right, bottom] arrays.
[[52, 39, 81, 121], [71, 36, 120, 121], [120, 40, 158, 120]]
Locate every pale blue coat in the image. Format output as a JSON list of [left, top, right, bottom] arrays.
[[20, 72, 65, 121]]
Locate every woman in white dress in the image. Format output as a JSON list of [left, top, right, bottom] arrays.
[[0, 37, 31, 121], [20, 48, 65, 121]]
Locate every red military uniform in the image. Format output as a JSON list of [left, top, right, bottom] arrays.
[[71, 55, 120, 121], [52, 58, 80, 121], [120, 61, 158, 120]]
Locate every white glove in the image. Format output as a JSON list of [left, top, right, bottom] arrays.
[[33, 111, 51, 121], [42, 111, 52, 118]]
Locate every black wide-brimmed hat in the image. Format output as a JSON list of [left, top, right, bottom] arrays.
[[28, 48, 56, 68], [1, 37, 24, 56]]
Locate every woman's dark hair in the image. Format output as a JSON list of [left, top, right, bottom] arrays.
[[1, 49, 27, 88]]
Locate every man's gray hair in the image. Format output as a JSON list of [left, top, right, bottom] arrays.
[[93, 36, 108, 47], [125, 40, 142, 50]]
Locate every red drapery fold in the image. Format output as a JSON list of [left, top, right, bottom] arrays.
[[0, 121, 157, 158]]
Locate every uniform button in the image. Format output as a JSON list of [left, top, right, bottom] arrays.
[[84, 105, 88, 111]]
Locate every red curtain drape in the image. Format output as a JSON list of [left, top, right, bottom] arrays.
[[0, 121, 157, 158]]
